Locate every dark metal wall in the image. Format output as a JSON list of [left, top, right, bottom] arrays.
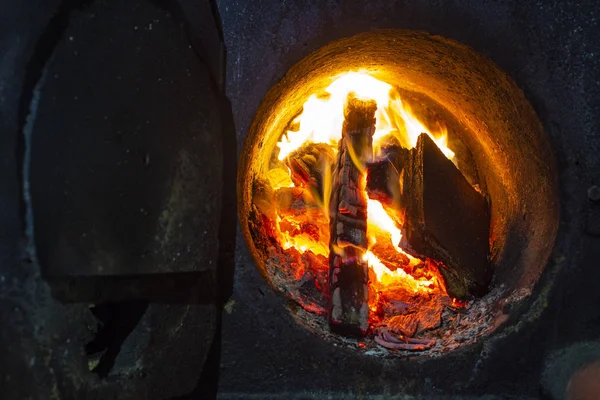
[[0, 0, 236, 399], [217, 0, 600, 398]]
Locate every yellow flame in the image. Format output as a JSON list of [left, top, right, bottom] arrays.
[[365, 199, 434, 291], [276, 71, 454, 161], [282, 239, 329, 257], [366, 199, 403, 252], [364, 251, 434, 293], [277, 215, 329, 257], [382, 95, 456, 159]]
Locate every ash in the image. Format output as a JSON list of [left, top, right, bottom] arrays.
[[264, 233, 510, 356]]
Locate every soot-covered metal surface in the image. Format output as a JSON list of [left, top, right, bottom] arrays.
[[217, 0, 599, 398], [0, 0, 236, 399]]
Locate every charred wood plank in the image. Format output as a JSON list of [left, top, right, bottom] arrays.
[[400, 133, 491, 299], [366, 145, 409, 206], [328, 94, 377, 337]]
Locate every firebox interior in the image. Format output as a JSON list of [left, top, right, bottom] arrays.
[[238, 30, 558, 351]]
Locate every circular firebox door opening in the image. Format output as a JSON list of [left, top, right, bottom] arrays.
[[238, 30, 559, 355]]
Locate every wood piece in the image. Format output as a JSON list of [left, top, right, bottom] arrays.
[[366, 145, 410, 206], [400, 133, 491, 299], [328, 94, 377, 337], [369, 240, 410, 271]]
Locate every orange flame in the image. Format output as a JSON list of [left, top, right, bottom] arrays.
[[366, 199, 403, 253], [364, 251, 435, 293], [365, 199, 438, 292]]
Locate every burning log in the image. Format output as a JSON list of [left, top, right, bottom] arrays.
[[369, 240, 410, 271], [366, 144, 409, 206], [400, 133, 492, 299], [328, 94, 377, 337]]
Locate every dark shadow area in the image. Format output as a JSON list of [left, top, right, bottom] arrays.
[[215, 94, 238, 306], [4, 0, 235, 397], [16, 0, 94, 244], [166, 0, 238, 398], [86, 300, 149, 378], [184, 91, 237, 400], [49, 271, 217, 304], [168, 317, 223, 400]]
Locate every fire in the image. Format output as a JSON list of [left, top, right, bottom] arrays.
[[265, 71, 452, 327], [274, 71, 452, 289], [365, 198, 439, 293], [277, 71, 454, 161], [366, 199, 403, 253], [280, 228, 329, 257], [364, 251, 435, 293]]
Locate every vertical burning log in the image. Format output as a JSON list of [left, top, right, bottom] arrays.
[[328, 93, 377, 337]]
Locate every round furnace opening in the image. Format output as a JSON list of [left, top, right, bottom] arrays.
[[238, 30, 559, 355]]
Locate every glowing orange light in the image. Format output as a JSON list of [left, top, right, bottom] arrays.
[[277, 71, 454, 161], [269, 71, 452, 319], [366, 199, 403, 253]]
